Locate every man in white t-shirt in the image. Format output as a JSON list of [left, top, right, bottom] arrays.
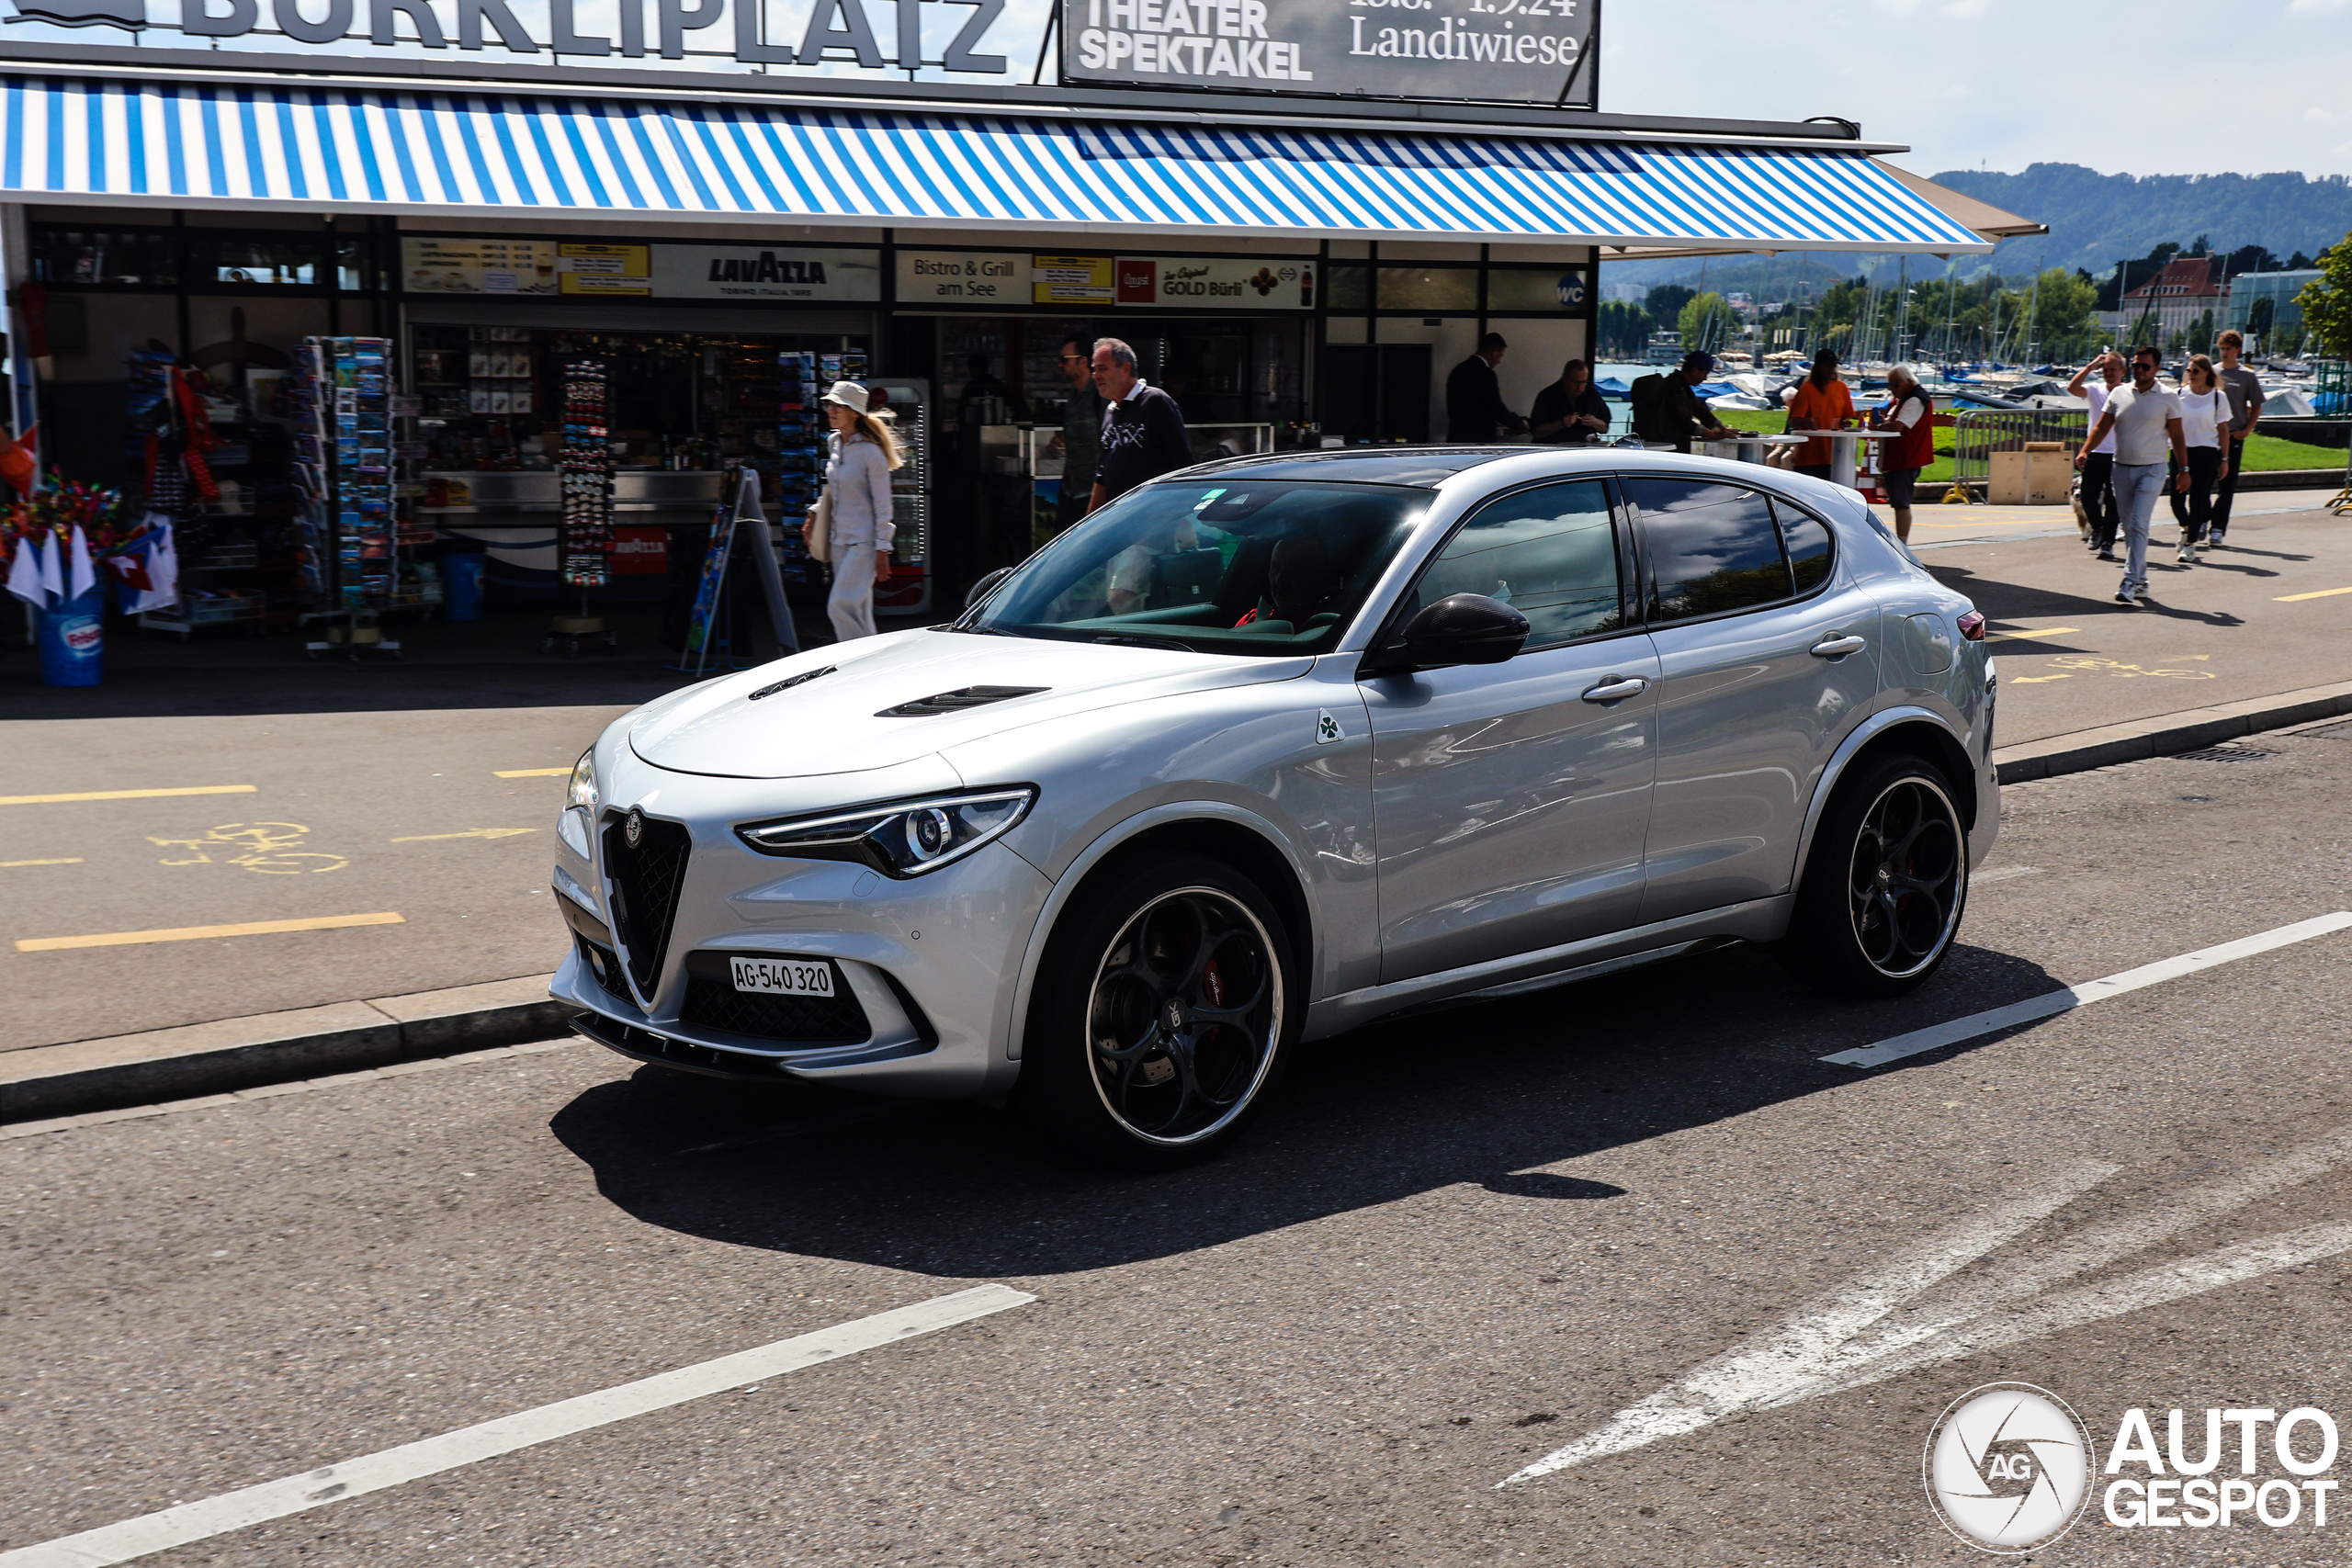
[[2066, 352, 2126, 558], [2075, 345, 2188, 606]]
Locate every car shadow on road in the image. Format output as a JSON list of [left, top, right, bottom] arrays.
[[548, 937, 2063, 1279]]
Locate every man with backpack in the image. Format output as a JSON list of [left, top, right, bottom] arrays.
[[1631, 352, 1734, 452]]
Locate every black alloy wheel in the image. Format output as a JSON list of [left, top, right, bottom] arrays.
[[1017, 854, 1296, 1168], [1780, 755, 1969, 998]]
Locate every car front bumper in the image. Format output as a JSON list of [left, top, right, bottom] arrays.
[[549, 762, 1052, 1100]]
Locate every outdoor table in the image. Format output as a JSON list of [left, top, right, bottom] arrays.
[[1816, 428, 1894, 490]]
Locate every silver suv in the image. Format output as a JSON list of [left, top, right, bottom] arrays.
[[552, 447, 1995, 1167]]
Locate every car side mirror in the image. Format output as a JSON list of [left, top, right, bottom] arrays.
[[965, 566, 1014, 611], [1363, 592, 1531, 674]]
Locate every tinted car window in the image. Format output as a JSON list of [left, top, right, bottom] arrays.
[[1408, 479, 1623, 649], [1774, 499, 1834, 592], [1624, 479, 1792, 624], [959, 479, 1429, 657]]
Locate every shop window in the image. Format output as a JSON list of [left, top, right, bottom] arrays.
[[188, 235, 323, 288], [335, 240, 381, 293], [1375, 267, 1477, 312], [31, 228, 176, 288], [1486, 268, 1587, 312], [1326, 265, 1371, 311]]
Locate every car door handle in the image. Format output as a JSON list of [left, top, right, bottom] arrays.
[[1580, 676, 1649, 703], [1811, 634, 1868, 658]]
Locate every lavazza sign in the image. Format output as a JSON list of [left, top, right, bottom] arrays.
[[6, 0, 1593, 104]]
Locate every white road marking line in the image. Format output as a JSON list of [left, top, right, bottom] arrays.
[[0, 1285, 1035, 1568], [1766, 1125, 2352, 1400], [1495, 1159, 2118, 1486], [1503, 1128, 2352, 1487], [1969, 864, 2042, 885], [1821, 911, 2352, 1069]]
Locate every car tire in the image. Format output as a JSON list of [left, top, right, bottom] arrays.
[[1014, 853, 1299, 1170], [1778, 754, 1970, 998]]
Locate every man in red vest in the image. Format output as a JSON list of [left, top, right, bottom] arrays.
[[1871, 366, 1937, 544]]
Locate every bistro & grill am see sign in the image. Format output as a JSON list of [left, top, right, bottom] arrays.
[[1062, 0, 1593, 104]]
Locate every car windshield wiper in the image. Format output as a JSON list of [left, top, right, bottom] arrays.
[[1092, 633, 1193, 653]]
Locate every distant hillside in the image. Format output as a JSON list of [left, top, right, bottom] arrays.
[[1931, 164, 2352, 276], [1602, 164, 2352, 294]]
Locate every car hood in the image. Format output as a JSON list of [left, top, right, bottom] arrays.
[[628, 628, 1311, 779]]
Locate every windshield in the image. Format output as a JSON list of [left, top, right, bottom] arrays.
[[956, 479, 1430, 657]]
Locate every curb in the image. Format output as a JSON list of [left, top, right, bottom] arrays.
[[0, 976, 570, 1124], [1994, 679, 2352, 785]]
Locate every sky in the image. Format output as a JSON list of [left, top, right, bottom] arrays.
[[1599, 0, 2352, 179]]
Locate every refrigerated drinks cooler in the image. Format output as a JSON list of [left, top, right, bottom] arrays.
[[871, 377, 933, 619]]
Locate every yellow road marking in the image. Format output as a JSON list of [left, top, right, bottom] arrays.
[[0, 857, 83, 867], [2012, 674, 2074, 684], [0, 784, 256, 807], [17, 911, 405, 953], [390, 828, 539, 842], [2276, 585, 2352, 603], [493, 768, 572, 778], [1989, 626, 2080, 642]]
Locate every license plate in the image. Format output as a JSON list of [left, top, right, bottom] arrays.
[[729, 956, 834, 998]]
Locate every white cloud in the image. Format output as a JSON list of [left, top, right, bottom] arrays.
[[1598, 1, 2352, 176]]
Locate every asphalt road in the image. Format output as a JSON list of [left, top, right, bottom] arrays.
[[8, 724, 2352, 1564]]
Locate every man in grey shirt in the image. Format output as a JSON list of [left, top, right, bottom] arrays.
[[2208, 328, 2265, 547], [2075, 344, 2188, 606], [1055, 334, 1104, 535]]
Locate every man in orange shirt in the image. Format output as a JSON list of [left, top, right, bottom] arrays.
[[1785, 349, 1855, 479]]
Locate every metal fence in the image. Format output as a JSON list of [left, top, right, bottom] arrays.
[[1948, 409, 2090, 489]]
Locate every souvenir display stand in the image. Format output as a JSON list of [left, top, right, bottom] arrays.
[[548, 356, 618, 656], [290, 335, 420, 660]]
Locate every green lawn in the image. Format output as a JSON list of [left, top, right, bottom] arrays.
[[1708, 408, 2345, 479]]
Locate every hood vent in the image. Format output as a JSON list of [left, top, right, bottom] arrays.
[[876, 684, 1049, 718], [747, 665, 837, 701]]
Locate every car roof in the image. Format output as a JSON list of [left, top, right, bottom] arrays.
[[1174, 447, 1531, 487]]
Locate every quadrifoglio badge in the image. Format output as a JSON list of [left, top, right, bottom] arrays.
[[1924, 1386, 2345, 1553]]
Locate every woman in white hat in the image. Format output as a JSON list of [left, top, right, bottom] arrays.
[[807, 379, 900, 641]]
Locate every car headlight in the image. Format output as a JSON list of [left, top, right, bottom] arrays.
[[568, 749, 599, 812], [736, 786, 1036, 877]]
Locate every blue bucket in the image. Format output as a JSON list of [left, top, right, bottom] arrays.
[[36, 586, 105, 686], [442, 552, 486, 621]]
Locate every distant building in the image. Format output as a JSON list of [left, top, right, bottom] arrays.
[[1604, 281, 1650, 304], [2223, 269, 2323, 348], [2117, 255, 2227, 344]]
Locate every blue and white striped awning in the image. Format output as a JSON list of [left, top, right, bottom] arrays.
[[0, 76, 1995, 253]]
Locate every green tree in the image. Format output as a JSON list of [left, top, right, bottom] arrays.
[[2247, 295, 2276, 343], [1677, 292, 1738, 356], [1598, 299, 1655, 358], [2295, 232, 2352, 359], [1645, 283, 1696, 326], [2188, 309, 2215, 355]]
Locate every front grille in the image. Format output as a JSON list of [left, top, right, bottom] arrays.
[[602, 813, 693, 999], [678, 951, 870, 1043]]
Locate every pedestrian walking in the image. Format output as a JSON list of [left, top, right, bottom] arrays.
[[1784, 350, 1856, 479], [805, 379, 898, 641], [1087, 337, 1191, 514], [1054, 335, 1103, 534], [1871, 365, 1936, 544], [2166, 355, 2233, 563], [2067, 351, 2126, 558], [2209, 329, 2266, 547], [1529, 357, 1611, 444], [1444, 333, 1527, 442], [2074, 346, 2188, 607]]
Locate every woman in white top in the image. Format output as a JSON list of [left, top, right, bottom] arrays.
[[2167, 355, 2233, 562], [805, 380, 899, 641]]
